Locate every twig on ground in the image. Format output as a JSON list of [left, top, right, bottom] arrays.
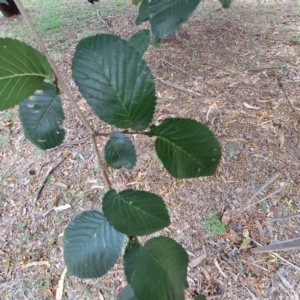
[[264, 212, 300, 224], [251, 237, 300, 254], [95, 10, 111, 29], [206, 104, 216, 122], [56, 267, 67, 300], [243, 187, 282, 210], [233, 173, 280, 219], [277, 77, 300, 115], [155, 77, 202, 97], [214, 259, 228, 279], [161, 58, 232, 95], [162, 58, 202, 80], [33, 158, 66, 206], [274, 122, 300, 137], [249, 238, 300, 274]]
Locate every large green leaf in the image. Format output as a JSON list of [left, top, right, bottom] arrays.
[[149, 0, 201, 39], [0, 0, 8, 4], [194, 295, 206, 300], [63, 210, 125, 279], [129, 29, 150, 56], [219, 0, 231, 8], [18, 83, 65, 150], [72, 34, 156, 131], [124, 237, 189, 300], [148, 118, 221, 178], [0, 38, 53, 111], [103, 189, 170, 236], [117, 285, 137, 300], [135, 0, 150, 26], [104, 132, 136, 169], [132, 0, 142, 5]]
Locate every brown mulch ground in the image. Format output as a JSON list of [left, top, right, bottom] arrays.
[[1, 0, 300, 299]]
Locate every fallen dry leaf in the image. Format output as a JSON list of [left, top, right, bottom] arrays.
[[221, 211, 231, 225], [56, 267, 67, 300]]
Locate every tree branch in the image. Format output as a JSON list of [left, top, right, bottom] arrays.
[[14, 0, 112, 189]]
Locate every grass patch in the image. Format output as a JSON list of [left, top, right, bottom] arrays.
[[1, 0, 132, 57]]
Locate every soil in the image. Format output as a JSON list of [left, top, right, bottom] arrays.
[[1, 0, 300, 299]]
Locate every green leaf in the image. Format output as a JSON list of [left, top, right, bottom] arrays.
[[72, 34, 156, 131], [152, 38, 161, 49], [135, 0, 150, 26], [124, 237, 189, 300], [63, 210, 125, 279], [129, 29, 150, 56], [18, 83, 65, 150], [149, 0, 201, 39], [132, 0, 142, 5], [219, 0, 231, 8], [103, 189, 170, 236], [0, 0, 8, 4], [194, 296, 206, 300], [0, 38, 53, 111], [117, 285, 137, 300], [148, 118, 221, 178], [104, 132, 137, 169]]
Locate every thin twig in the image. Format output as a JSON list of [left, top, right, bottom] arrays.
[[95, 10, 110, 29], [94, 130, 147, 137], [251, 237, 300, 253], [161, 59, 234, 97], [91, 136, 112, 189], [15, 0, 113, 189], [213, 259, 227, 278], [264, 213, 300, 224], [249, 238, 300, 274], [274, 122, 300, 137], [162, 58, 202, 80], [244, 188, 283, 210], [233, 173, 280, 219], [60, 137, 89, 147], [155, 77, 202, 97], [14, 0, 94, 136], [33, 158, 65, 205], [277, 77, 300, 115]]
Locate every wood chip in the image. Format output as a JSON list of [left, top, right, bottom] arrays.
[[21, 261, 50, 270], [278, 132, 285, 149], [54, 204, 71, 212], [221, 211, 230, 225], [189, 254, 207, 268], [214, 259, 228, 278], [202, 268, 211, 281], [243, 102, 261, 110]]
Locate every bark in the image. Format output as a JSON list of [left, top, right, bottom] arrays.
[[0, 0, 20, 18]]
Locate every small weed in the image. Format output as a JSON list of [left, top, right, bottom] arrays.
[[37, 273, 51, 290], [274, 61, 285, 67], [0, 135, 10, 149], [202, 211, 226, 237], [81, 285, 92, 298], [241, 237, 250, 249], [260, 200, 267, 213], [291, 35, 300, 45], [76, 191, 88, 203], [226, 143, 236, 159]]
